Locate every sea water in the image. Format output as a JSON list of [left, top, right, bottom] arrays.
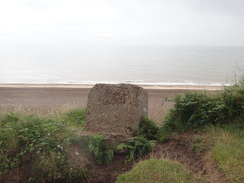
[[0, 44, 244, 86]]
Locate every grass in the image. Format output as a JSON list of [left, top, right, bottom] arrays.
[[191, 135, 208, 154], [208, 124, 244, 183], [63, 108, 86, 125], [117, 158, 205, 183]]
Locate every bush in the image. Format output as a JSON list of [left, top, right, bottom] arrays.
[[135, 117, 161, 140], [162, 82, 244, 133]]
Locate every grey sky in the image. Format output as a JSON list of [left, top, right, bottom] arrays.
[[0, 0, 244, 46]]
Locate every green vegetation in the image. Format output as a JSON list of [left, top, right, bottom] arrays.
[[0, 108, 86, 182], [123, 137, 156, 162], [120, 77, 243, 183], [208, 124, 244, 183], [117, 158, 205, 183], [135, 117, 161, 140], [191, 135, 208, 154], [88, 135, 114, 165], [0, 77, 243, 182], [117, 117, 159, 162], [64, 108, 86, 125], [162, 82, 243, 133], [157, 78, 243, 183]]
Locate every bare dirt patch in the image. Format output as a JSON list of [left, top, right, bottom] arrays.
[[67, 132, 230, 183], [1, 133, 230, 183], [65, 144, 133, 183], [148, 132, 229, 183], [82, 154, 133, 183], [1, 159, 35, 183]]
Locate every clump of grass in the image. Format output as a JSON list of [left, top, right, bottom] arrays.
[[117, 158, 205, 183], [0, 109, 86, 182], [208, 123, 244, 183], [64, 108, 86, 125], [191, 135, 208, 154]]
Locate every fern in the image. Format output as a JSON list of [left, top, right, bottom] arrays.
[[117, 118, 159, 162], [88, 135, 114, 164]]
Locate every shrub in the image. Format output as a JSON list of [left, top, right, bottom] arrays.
[[135, 117, 161, 140], [162, 82, 243, 133]]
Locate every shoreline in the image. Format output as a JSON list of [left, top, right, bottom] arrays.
[[0, 84, 222, 122], [0, 83, 223, 90]]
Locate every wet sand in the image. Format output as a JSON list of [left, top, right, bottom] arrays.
[[0, 84, 221, 123]]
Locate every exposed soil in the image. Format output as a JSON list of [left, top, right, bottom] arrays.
[[65, 144, 133, 183], [1, 133, 230, 183], [147, 132, 229, 183], [1, 147, 133, 183], [0, 159, 35, 183], [82, 154, 133, 183]]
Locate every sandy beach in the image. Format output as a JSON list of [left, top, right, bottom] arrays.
[[0, 84, 221, 123]]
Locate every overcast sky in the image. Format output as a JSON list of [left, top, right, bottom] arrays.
[[1, 0, 244, 46]]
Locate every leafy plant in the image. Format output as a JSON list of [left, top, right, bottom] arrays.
[[135, 117, 161, 140], [162, 81, 244, 133], [117, 118, 159, 162], [0, 110, 85, 182], [88, 135, 114, 164], [126, 137, 155, 162]]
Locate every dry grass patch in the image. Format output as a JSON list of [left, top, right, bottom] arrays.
[[209, 124, 244, 183]]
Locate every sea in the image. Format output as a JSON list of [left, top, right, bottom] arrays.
[[0, 44, 244, 86]]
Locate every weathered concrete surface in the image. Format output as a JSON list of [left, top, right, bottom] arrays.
[[85, 84, 148, 136]]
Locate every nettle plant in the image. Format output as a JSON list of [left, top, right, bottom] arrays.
[[0, 111, 84, 181]]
